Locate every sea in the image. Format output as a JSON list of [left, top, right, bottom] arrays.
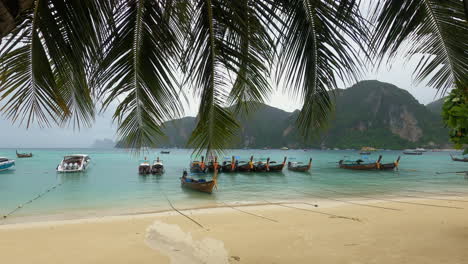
[[0, 148, 467, 223]]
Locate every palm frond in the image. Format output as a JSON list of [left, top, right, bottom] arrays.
[[277, 0, 369, 139], [224, 0, 277, 115], [184, 0, 241, 156], [97, 0, 183, 149], [0, 0, 109, 128], [371, 0, 468, 93]]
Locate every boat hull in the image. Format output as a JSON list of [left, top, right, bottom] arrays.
[[181, 179, 215, 193], [0, 160, 15, 171], [268, 164, 285, 172], [288, 166, 310, 172], [339, 163, 378, 170]]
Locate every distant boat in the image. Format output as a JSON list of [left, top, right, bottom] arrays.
[[255, 158, 269, 172], [237, 156, 254, 172], [415, 148, 427, 152], [57, 154, 91, 173], [207, 157, 219, 172], [403, 151, 423, 155], [280, 147, 289, 150], [221, 156, 236, 172], [288, 158, 312, 172], [0, 157, 15, 171], [151, 157, 164, 174], [190, 156, 206, 173], [359, 151, 371, 155], [338, 155, 382, 170], [379, 156, 401, 170], [160, 151, 170, 154], [16, 150, 33, 158], [267, 157, 287, 172], [450, 154, 468, 162]]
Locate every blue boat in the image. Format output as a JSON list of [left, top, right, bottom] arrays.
[[0, 157, 15, 171]]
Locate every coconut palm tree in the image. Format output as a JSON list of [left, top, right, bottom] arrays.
[[0, 0, 466, 155]]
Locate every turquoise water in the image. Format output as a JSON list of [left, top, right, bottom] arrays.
[[0, 148, 467, 221]]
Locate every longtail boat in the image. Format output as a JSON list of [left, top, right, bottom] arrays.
[[16, 150, 33, 158], [138, 158, 151, 175], [338, 155, 382, 170], [190, 156, 206, 173], [255, 158, 270, 172], [379, 156, 401, 170], [267, 157, 287, 172], [151, 157, 164, 174], [450, 154, 468, 162], [221, 156, 237, 172], [181, 162, 218, 193], [288, 158, 312, 172], [207, 157, 219, 172], [237, 156, 254, 172]]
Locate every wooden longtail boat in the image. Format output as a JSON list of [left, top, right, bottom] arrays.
[[288, 158, 312, 172], [181, 162, 218, 193], [16, 150, 33, 158], [379, 156, 401, 170], [267, 157, 287, 172], [151, 157, 164, 174], [221, 156, 237, 172], [237, 156, 254, 172], [138, 158, 151, 175], [207, 157, 219, 172], [160, 151, 170, 154], [190, 156, 206, 173], [255, 158, 270, 172], [338, 155, 382, 170], [450, 154, 468, 162]]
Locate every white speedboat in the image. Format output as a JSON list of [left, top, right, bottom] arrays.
[[0, 157, 15, 171], [57, 154, 91, 173]]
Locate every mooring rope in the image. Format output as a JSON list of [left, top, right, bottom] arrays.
[[320, 188, 464, 209], [222, 202, 278, 223], [263, 200, 361, 222], [160, 191, 206, 230], [296, 190, 401, 211], [2, 182, 63, 219]]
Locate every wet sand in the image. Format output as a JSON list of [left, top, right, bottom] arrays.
[[1, 197, 468, 264]]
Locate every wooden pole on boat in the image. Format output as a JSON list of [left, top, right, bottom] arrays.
[[231, 156, 235, 171], [200, 156, 205, 171], [282, 157, 287, 165], [376, 155, 382, 169], [266, 158, 270, 171], [213, 157, 218, 190], [307, 158, 312, 170], [249, 156, 254, 170]]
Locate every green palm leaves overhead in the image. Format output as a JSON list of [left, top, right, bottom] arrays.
[[371, 0, 468, 92], [0, 0, 466, 154]]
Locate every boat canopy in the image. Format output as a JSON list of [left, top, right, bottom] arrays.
[[0, 157, 10, 162]]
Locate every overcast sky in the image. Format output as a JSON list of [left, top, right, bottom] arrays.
[[0, 2, 447, 148]]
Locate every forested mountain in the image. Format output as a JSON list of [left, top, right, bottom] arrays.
[[117, 80, 449, 149]]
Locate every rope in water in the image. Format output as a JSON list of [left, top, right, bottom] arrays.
[[320, 188, 464, 209], [221, 202, 278, 223], [2, 182, 63, 219]]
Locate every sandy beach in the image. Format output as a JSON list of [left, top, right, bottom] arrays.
[[1, 196, 468, 264]]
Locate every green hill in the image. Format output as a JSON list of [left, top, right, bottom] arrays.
[[116, 80, 449, 149], [426, 97, 446, 115]]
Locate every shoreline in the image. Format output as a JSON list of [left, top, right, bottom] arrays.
[[1, 193, 467, 227], [1, 195, 467, 263]]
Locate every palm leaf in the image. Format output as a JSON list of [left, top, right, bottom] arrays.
[[97, 0, 183, 149], [0, 0, 109, 128], [371, 0, 468, 93], [184, 0, 242, 157], [277, 0, 369, 139]]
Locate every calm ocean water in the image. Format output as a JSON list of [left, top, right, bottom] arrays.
[[0, 148, 467, 221]]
